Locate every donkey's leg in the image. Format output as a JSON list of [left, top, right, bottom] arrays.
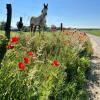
[[30, 24, 33, 36], [41, 25, 45, 36], [43, 25, 45, 34], [33, 26, 36, 35], [39, 25, 41, 35]]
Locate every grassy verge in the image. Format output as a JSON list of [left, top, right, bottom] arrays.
[[0, 31, 93, 100]]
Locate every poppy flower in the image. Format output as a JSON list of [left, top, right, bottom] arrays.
[[24, 57, 29, 64], [11, 36, 19, 43], [18, 62, 25, 70], [28, 51, 33, 56], [51, 60, 60, 67], [6, 44, 14, 49]]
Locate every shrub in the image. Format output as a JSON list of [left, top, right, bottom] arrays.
[[79, 39, 93, 57]]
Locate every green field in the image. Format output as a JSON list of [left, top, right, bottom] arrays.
[[1, 29, 100, 37], [80, 29, 100, 36], [0, 30, 59, 37]]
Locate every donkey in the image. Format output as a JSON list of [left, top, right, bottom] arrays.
[[30, 3, 48, 35]]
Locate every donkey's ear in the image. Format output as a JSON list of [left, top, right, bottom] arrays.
[[47, 3, 48, 7], [44, 3, 46, 7]]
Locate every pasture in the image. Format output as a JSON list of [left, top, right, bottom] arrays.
[[80, 29, 100, 36]]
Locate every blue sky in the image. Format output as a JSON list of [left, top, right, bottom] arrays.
[[0, 0, 100, 28]]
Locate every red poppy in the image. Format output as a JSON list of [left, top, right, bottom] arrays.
[[18, 62, 25, 70], [24, 57, 29, 64], [6, 44, 14, 49], [28, 51, 33, 56], [51, 60, 60, 67], [11, 36, 19, 43]]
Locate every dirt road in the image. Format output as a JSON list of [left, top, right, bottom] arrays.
[[87, 34, 100, 100]]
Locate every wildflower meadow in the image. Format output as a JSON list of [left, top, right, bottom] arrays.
[[0, 30, 93, 100]]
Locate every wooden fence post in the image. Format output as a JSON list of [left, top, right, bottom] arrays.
[[61, 23, 63, 32], [0, 4, 12, 67], [5, 4, 12, 40]]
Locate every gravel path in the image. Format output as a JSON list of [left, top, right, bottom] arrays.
[[87, 34, 100, 100]]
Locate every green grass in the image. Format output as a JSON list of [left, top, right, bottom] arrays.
[[80, 29, 100, 36], [0, 30, 59, 37], [1, 29, 100, 37]]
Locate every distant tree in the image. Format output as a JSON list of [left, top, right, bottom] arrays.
[[0, 21, 6, 30], [46, 26, 50, 32], [56, 27, 60, 30], [22, 26, 30, 32]]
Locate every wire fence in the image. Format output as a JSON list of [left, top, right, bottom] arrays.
[[0, 4, 35, 27]]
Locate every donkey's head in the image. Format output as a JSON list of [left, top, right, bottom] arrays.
[[41, 3, 48, 16]]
